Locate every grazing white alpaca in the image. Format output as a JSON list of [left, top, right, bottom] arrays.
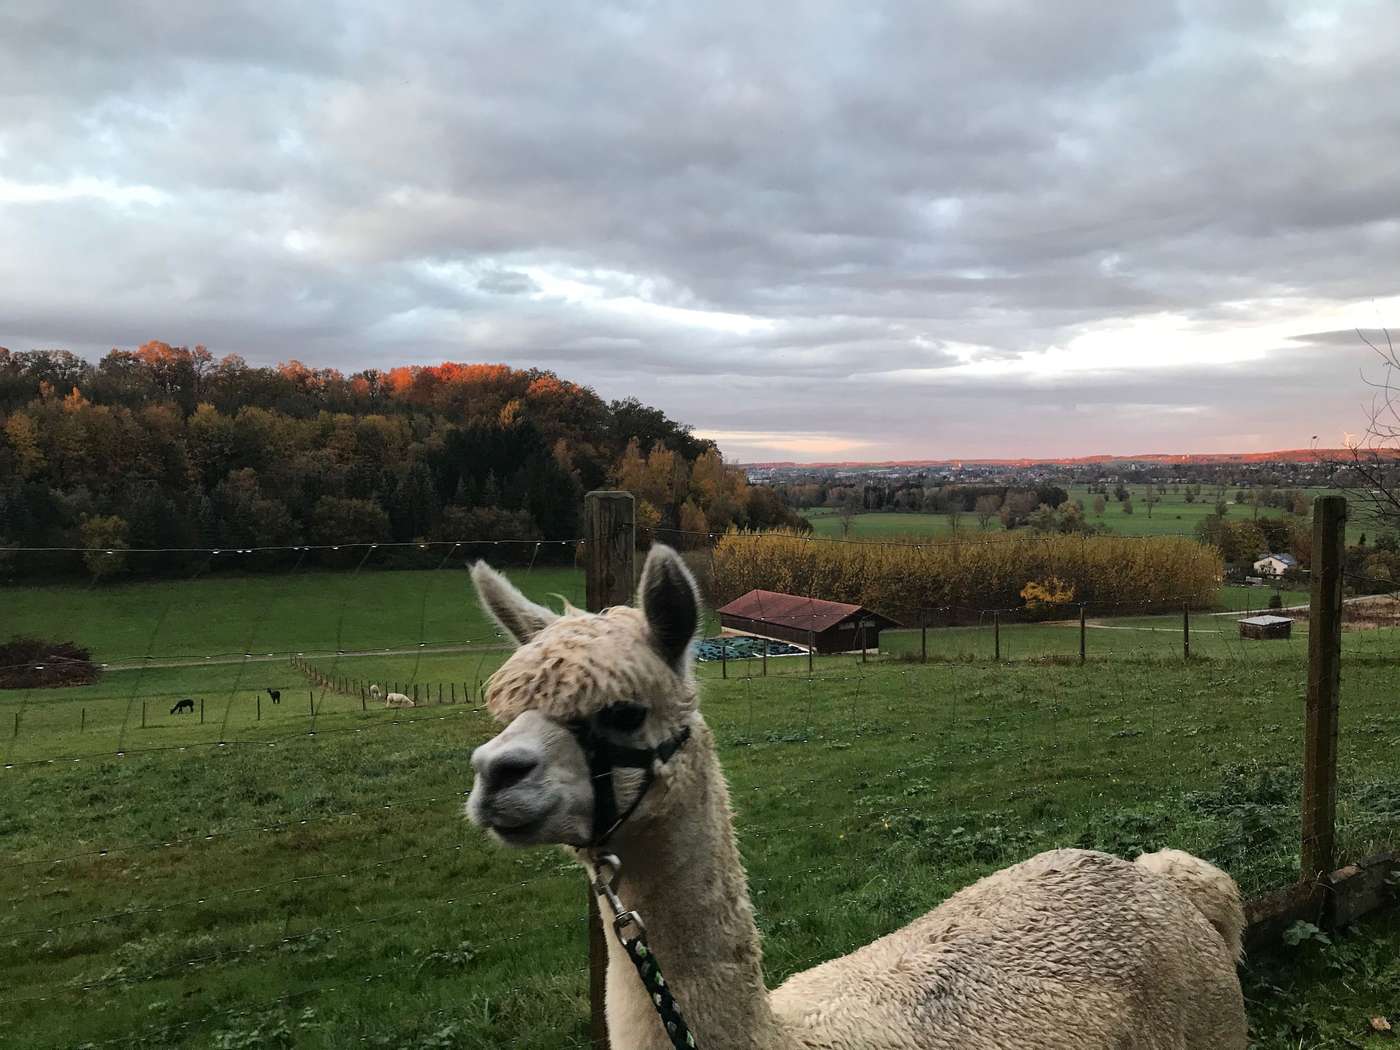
[[466, 546, 1247, 1050], [384, 691, 414, 708], [369, 683, 382, 701]]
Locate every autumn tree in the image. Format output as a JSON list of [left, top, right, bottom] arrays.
[[79, 514, 129, 580], [974, 494, 1001, 529]]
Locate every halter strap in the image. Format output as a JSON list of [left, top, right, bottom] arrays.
[[566, 718, 691, 846]]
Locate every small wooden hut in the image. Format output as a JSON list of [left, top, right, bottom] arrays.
[[1238, 614, 1293, 640], [716, 590, 899, 654]]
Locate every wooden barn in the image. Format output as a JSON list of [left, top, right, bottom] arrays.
[[716, 590, 899, 654], [1238, 614, 1293, 640]]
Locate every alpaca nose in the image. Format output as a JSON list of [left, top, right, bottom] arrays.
[[472, 744, 541, 794]]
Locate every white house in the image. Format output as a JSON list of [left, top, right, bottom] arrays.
[[1252, 553, 1298, 577]]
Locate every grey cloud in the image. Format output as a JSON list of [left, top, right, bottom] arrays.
[[1, 1, 1397, 457]]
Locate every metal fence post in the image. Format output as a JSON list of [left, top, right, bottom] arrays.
[[584, 490, 635, 1050], [1302, 495, 1346, 884], [1079, 604, 1086, 665]]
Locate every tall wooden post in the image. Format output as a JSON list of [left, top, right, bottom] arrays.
[[721, 637, 728, 679], [584, 491, 635, 1050], [1302, 495, 1346, 884], [808, 630, 815, 673], [1079, 604, 1087, 665], [762, 637, 769, 676]]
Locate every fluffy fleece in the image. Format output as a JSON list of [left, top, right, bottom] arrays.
[[470, 546, 1247, 1050]]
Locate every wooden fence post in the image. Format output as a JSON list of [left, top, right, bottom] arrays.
[[413, 683, 419, 705], [200, 699, 205, 724], [809, 630, 815, 673], [81, 707, 86, 732], [257, 695, 261, 721], [1183, 604, 1190, 660], [1302, 495, 1346, 885], [451, 682, 456, 704], [584, 490, 635, 1050], [762, 637, 769, 676], [141, 700, 146, 728], [721, 637, 727, 679]]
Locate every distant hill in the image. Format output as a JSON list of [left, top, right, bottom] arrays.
[[745, 448, 1398, 469]]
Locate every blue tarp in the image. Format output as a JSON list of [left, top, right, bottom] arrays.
[[695, 636, 805, 662]]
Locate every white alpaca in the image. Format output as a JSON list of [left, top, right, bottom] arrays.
[[466, 547, 1247, 1050], [369, 683, 382, 701], [384, 691, 414, 708]]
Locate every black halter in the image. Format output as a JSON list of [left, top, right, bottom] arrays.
[[565, 717, 691, 846]]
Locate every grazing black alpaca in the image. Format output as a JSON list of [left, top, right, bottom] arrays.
[[171, 698, 195, 715], [266, 687, 281, 704]]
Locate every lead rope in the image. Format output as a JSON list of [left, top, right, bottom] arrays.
[[588, 852, 697, 1050]]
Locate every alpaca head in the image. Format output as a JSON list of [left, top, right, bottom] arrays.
[[467, 544, 701, 849]]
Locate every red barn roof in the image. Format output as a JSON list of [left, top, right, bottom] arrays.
[[716, 590, 892, 633]]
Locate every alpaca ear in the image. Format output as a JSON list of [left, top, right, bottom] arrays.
[[471, 561, 559, 646], [637, 545, 699, 669]]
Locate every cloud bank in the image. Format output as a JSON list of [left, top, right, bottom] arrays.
[[2, 1, 1397, 459]]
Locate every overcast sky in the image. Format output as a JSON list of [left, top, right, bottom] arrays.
[[3, 1, 1398, 461]]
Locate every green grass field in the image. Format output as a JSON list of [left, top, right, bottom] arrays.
[[3, 568, 1399, 1047], [4, 656, 1399, 1044], [805, 486, 1369, 546], [2, 565, 589, 664]]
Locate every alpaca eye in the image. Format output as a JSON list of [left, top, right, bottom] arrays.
[[597, 703, 647, 733]]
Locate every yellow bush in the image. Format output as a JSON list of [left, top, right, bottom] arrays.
[[710, 530, 1221, 622], [1020, 576, 1075, 606]]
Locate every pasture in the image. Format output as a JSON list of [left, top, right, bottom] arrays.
[[4, 650, 1400, 1045], [804, 486, 1367, 545], [1, 565, 587, 664], [3, 566, 1399, 1047]]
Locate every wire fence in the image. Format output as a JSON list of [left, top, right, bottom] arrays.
[[2, 517, 1398, 1048]]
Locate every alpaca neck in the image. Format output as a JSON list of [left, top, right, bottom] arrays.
[[598, 726, 786, 1050]]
